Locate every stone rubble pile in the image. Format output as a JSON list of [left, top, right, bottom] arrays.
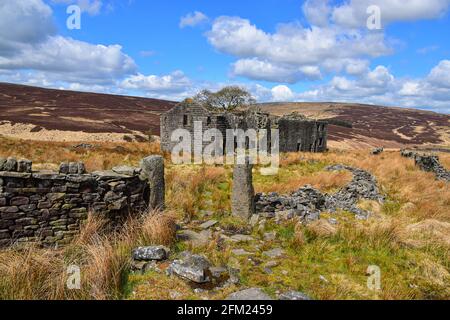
[[255, 164, 384, 221], [131, 247, 312, 300], [401, 150, 450, 182]]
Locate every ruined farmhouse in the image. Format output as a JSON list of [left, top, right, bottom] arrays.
[[160, 101, 328, 154]]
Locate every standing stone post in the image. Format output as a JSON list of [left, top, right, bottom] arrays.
[[140, 155, 165, 210], [232, 157, 255, 220]]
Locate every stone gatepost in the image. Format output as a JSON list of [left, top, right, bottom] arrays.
[[140, 155, 165, 210], [231, 157, 255, 220]]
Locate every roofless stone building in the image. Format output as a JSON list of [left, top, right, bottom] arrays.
[[160, 101, 328, 154]]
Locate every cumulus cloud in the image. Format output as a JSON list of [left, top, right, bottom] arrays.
[[0, 0, 55, 56], [302, 0, 332, 27], [271, 85, 294, 101], [231, 58, 321, 83], [0, 36, 136, 83], [206, 16, 391, 83], [179, 11, 209, 28], [0, 0, 136, 87], [51, 0, 103, 16], [427, 60, 450, 88], [294, 61, 450, 113], [121, 70, 192, 93], [332, 0, 450, 28]]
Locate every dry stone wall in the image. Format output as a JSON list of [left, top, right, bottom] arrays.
[[0, 155, 165, 247]]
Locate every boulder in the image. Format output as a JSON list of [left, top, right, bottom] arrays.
[[371, 147, 384, 155], [167, 251, 211, 283], [132, 246, 169, 261]]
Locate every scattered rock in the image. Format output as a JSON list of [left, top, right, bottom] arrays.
[[72, 143, 95, 150], [199, 220, 218, 230], [209, 266, 228, 279], [226, 288, 273, 300], [249, 214, 259, 227], [264, 260, 279, 268], [132, 246, 169, 261], [279, 291, 312, 300], [371, 147, 384, 155], [263, 248, 284, 259], [167, 251, 212, 283], [231, 249, 253, 256], [230, 234, 254, 242], [263, 232, 276, 241]]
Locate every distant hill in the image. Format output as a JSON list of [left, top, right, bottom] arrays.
[[0, 82, 176, 141], [0, 83, 448, 148], [259, 102, 450, 149]]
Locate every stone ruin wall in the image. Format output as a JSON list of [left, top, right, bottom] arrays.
[[0, 156, 164, 248], [161, 103, 329, 155]]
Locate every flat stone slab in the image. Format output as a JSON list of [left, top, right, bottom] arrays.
[[230, 234, 254, 242], [0, 172, 32, 179], [262, 248, 285, 258], [226, 288, 273, 300], [132, 246, 169, 261], [92, 170, 131, 180], [199, 220, 218, 230], [231, 249, 253, 256], [112, 165, 139, 176]]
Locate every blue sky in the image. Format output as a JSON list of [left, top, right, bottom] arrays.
[[1, 0, 450, 113]]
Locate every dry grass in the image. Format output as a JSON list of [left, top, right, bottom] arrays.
[[0, 210, 177, 300], [307, 220, 338, 237], [166, 166, 228, 221], [0, 135, 160, 171]]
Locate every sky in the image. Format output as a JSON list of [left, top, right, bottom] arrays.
[[1, 0, 450, 114]]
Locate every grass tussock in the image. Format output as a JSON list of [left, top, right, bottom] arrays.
[[0, 210, 177, 300]]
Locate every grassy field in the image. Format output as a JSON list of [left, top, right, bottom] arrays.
[[0, 135, 449, 300]]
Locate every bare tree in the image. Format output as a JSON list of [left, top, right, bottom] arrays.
[[193, 86, 256, 111]]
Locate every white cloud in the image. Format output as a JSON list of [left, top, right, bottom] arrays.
[[302, 0, 332, 27], [206, 16, 391, 83], [271, 85, 294, 101], [51, 0, 103, 16], [179, 11, 209, 28], [0, 0, 55, 55], [292, 61, 450, 113], [0, 36, 136, 84], [121, 70, 191, 93], [231, 58, 321, 83], [332, 0, 450, 28], [427, 60, 450, 88], [0, 0, 136, 86]]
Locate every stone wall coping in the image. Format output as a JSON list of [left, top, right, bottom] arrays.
[[0, 169, 140, 181]]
